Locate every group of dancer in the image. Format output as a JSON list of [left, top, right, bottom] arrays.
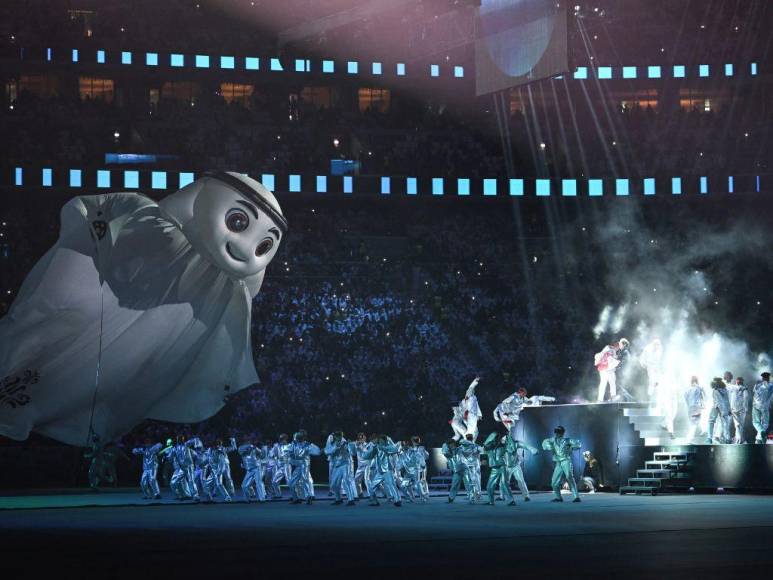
[[595, 338, 773, 443], [132, 431, 431, 507]]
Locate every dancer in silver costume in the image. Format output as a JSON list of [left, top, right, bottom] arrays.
[[165, 436, 200, 500], [238, 441, 267, 502], [288, 430, 321, 504], [684, 376, 706, 441], [483, 432, 514, 506], [707, 377, 731, 444], [403, 436, 430, 502], [503, 431, 538, 501], [442, 439, 474, 504], [192, 440, 213, 501], [207, 437, 237, 502], [269, 434, 291, 499], [542, 426, 581, 503], [493, 387, 555, 431], [728, 377, 750, 444], [132, 439, 163, 499], [324, 431, 358, 506], [459, 434, 482, 502], [363, 434, 401, 507], [352, 432, 371, 498], [752, 372, 773, 443]]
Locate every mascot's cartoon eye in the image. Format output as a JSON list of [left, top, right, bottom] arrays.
[[255, 238, 273, 256], [225, 209, 249, 233]]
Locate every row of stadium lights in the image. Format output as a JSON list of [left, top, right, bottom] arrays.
[[10, 167, 761, 197]]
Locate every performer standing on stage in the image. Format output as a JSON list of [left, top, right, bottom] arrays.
[[238, 440, 267, 502], [594, 339, 628, 402], [504, 431, 538, 501], [542, 426, 582, 502], [353, 432, 371, 498], [684, 376, 706, 441], [207, 438, 237, 502], [324, 431, 358, 506], [707, 378, 731, 444], [269, 433, 291, 499], [460, 433, 482, 503], [288, 430, 321, 505], [493, 387, 555, 431], [363, 434, 401, 507], [132, 439, 163, 499], [459, 377, 482, 440], [402, 437, 429, 503], [483, 432, 514, 506], [752, 372, 773, 444], [442, 439, 472, 504], [728, 377, 750, 444], [165, 436, 200, 500]]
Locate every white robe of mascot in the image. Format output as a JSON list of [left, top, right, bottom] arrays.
[[0, 172, 286, 446]]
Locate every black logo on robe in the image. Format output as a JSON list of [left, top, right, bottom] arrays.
[[0, 370, 40, 409], [91, 220, 108, 240]]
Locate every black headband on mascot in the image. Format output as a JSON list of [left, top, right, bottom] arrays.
[[204, 171, 288, 234]]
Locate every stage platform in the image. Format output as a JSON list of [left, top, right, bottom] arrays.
[[1, 490, 772, 578]]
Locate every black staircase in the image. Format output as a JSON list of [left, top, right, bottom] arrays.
[[620, 447, 695, 495]]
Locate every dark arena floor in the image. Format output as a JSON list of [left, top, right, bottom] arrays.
[[2, 490, 772, 578]]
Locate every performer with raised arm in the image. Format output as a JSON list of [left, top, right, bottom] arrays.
[[400, 437, 429, 503], [728, 377, 750, 444], [483, 432, 514, 506], [493, 387, 555, 431], [288, 430, 321, 505], [459, 377, 482, 440], [595, 338, 628, 402], [684, 376, 706, 441], [442, 438, 473, 504], [363, 434, 401, 507], [504, 431, 539, 501], [324, 431, 358, 506], [238, 440, 267, 503], [132, 439, 163, 499], [165, 435, 200, 501], [541, 426, 582, 503], [353, 432, 371, 498], [752, 372, 773, 444], [459, 433, 482, 503]]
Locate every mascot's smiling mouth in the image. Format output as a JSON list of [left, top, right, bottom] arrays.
[[225, 242, 247, 263]]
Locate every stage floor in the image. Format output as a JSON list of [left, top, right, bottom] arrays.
[[1, 490, 772, 578]]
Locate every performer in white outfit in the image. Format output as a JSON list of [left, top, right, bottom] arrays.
[[459, 377, 482, 440], [493, 387, 555, 430], [684, 376, 706, 441], [594, 339, 627, 402], [728, 377, 750, 444]]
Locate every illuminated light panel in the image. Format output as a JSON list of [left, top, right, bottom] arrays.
[[270, 58, 283, 71], [42, 168, 52, 187], [97, 170, 111, 188], [14, 167, 22, 186], [699, 64, 709, 77], [751, 62, 757, 75], [343, 175, 353, 194], [121, 51, 132, 65], [561, 179, 577, 196], [643, 178, 655, 195], [536, 179, 551, 196], [573, 66, 588, 79], [72, 49, 79, 63], [245, 57, 259, 70], [673, 65, 686, 78], [316, 175, 327, 193], [648, 66, 661, 78], [483, 179, 497, 196], [195, 55, 210, 68], [170, 54, 184, 67], [672, 177, 682, 195], [322, 60, 334, 73], [454, 66, 464, 78], [509, 179, 524, 196], [372, 62, 382, 75], [381, 177, 391, 195], [221, 56, 235, 69], [124, 170, 139, 189], [700, 176, 708, 194], [347, 61, 358, 74], [261, 174, 275, 191], [728, 175, 734, 193], [430, 64, 439, 77], [179, 172, 194, 188], [616, 179, 630, 196], [146, 52, 158, 66], [457, 178, 470, 196], [396, 63, 406, 76], [432, 178, 444, 196], [97, 50, 105, 64], [597, 66, 612, 79], [69, 169, 82, 187], [46, 48, 52, 61], [588, 179, 603, 196], [151, 172, 167, 189], [406, 177, 417, 195], [295, 59, 310, 72], [622, 66, 637, 79], [289, 174, 301, 192]]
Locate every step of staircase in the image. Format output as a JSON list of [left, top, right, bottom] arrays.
[[636, 468, 673, 478], [653, 451, 694, 461], [619, 485, 659, 495], [645, 437, 697, 446], [627, 477, 663, 488], [645, 460, 688, 469]]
